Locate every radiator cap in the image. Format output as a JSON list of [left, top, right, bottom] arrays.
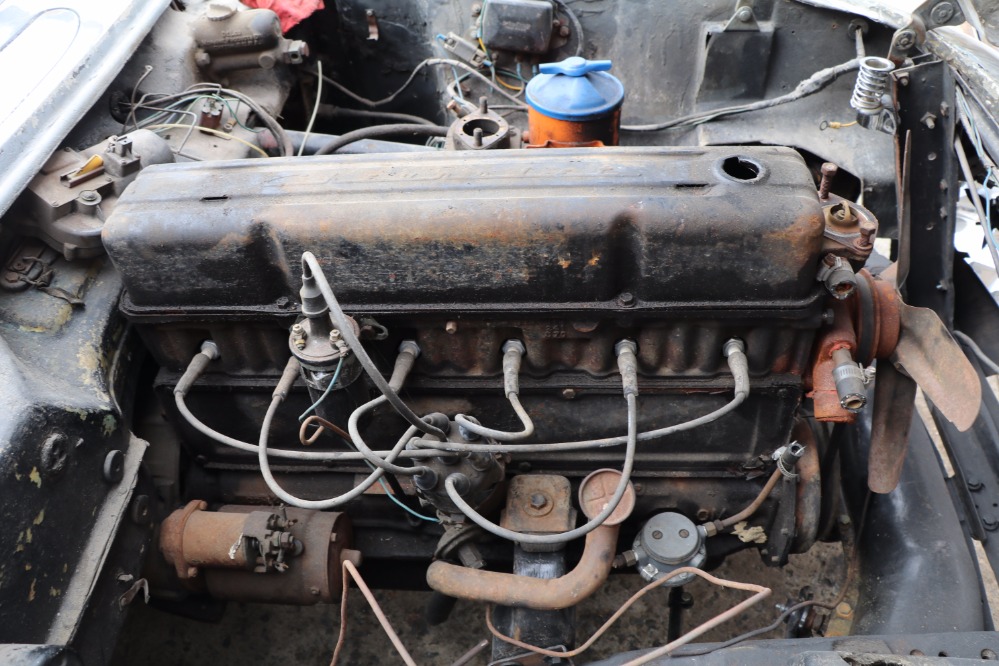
[[525, 57, 625, 121]]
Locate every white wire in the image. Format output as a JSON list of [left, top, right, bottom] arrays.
[[298, 61, 323, 157]]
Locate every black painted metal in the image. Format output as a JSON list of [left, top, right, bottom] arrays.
[[491, 547, 575, 662], [930, 341, 999, 573], [895, 60, 959, 323], [839, 413, 986, 636]]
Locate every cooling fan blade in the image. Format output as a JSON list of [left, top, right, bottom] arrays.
[[867, 298, 980, 493]]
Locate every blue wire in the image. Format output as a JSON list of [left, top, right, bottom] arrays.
[[378, 478, 440, 522], [298, 356, 344, 422], [293, 354, 438, 522], [433, 33, 466, 101]]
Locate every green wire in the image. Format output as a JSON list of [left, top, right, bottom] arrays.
[[298, 356, 344, 422], [294, 355, 438, 523], [377, 478, 440, 522], [136, 94, 263, 133]]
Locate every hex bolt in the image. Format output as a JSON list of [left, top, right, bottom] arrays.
[[529, 493, 548, 509], [561, 388, 577, 400], [559, 24, 571, 37], [967, 477, 983, 491], [984, 515, 999, 531], [818, 163, 837, 200], [836, 601, 854, 617], [618, 292, 636, 307], [79, 189, 99, 203], [445, 320, 458, 334], [103, 450, 124, 484], [735, 6, 753, 22]]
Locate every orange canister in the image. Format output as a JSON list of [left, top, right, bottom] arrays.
[[524, 57, 625, 147]]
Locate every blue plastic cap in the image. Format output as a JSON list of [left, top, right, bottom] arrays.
[[526, 57, 624, 122]]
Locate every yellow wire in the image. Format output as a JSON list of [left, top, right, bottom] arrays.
[[820, 120, 858, 130], [478, 35, 524, 92], [144, 123, 270, 158], [495, 76, 524, 92]]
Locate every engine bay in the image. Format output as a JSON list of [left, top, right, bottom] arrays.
[[4, 0, 999, 664]]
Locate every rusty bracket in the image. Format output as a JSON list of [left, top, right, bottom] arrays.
[[888, 0, 965, 63]]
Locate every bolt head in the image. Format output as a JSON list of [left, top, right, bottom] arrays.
[[529, 493, 548, 509], [651, 530, 663, 540], [735, 6, 752, 21], [561, 388, 577, 400], [559, 25, 571, 37], [930, 2, 955, 24], [445, 320, 458, 334], [618, 292, 635, 307], [896, 29, 916, 49]]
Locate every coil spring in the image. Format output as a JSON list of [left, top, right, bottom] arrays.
[[850, 57, 895, 113]]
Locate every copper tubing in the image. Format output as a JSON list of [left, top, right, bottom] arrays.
[[718, 467, 782, 529], [486, 566, 771, 661], [330, 559, 417, 666], [700, 468, 782, 537], [426, 524, 619, 610]]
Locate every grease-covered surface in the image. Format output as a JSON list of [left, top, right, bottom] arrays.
[[111, 542, 845, 665]]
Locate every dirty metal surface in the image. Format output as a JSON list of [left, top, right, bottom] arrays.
[[104, 146, 826, 315], [0, 252, 148, 661]]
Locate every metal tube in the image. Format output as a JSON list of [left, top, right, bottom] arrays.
[[426, 524, 619, 610], [832, 347, 867, 411]]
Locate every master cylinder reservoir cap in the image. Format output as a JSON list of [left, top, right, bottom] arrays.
[[525, 57, 625, 147]]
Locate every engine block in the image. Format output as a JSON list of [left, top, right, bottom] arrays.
[[103, 146, 827, 542]]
